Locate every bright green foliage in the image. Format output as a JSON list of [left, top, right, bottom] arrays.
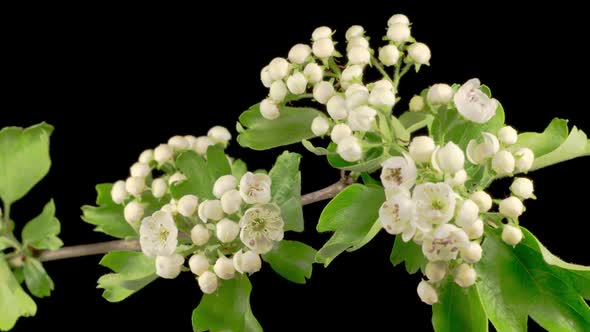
[[81, 183, 136, 238], [23, 258, 54, 298], [0, 255, 36, 331], [399, 111, 434, 133], [22, 200, 63, 250], [263, 240, 316, 284], [97, 251, 157, 302], [390, 236, 426, 274], [432, 279, 488, 332], [269, 152, 304, 232]]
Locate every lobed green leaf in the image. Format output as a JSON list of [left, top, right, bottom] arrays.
[[97, 251, 157, 302], [269, 151, 304, 232], [263, 240, 316, 284], [22, 199, 63, 250]]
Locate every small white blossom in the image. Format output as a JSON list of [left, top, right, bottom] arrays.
[[387, 23, 411, 43], [168, 172, 187, 185], [409, 95, 425, 112], [288, 43, 312, 64], [286, 72, 308, 95], [341, 65, 363, 83], [213, 256, 235, 280], [125, 176, 146, 197], [379, 45, 400, 66], [268, 57, 290, 81], [130, 162, 151, 178], [499, 196, 524, 219], [453, 78, 498, 124], [455, 199, 479, 228], [464, 218, 484, 239], [312, 38, 335, 58], [193, 136, 214, 155], [379, 190, 415, 241], [432, 142, 465, 175], [198, 200, 224, 222], [491, 150, 515, 175], [380, 154, 417, 190], [240, 203, 284, 254], [124, 201, 144, 225], [233, 250, 262, 274], [461, 242, 483, 263], [422, 224, 469, 261], [216, 218, 240, 243], [425, 261, 447, 282], [155, 254, 184, 279], [502, 225, 523, 246], [345, 84, 369, 108], [111, 180, 128, 204], [514, 148, 534, 172], [347, 46, 370, 65], [454, 263, 476, 288], [239, 172, 272, 204], [213, 175, 238, 198], [160, 202, 177, 215], [139, 211, 178, 257], [498, 126, 518, 145], [191, 224, 210, 246], [336, 135, 362, 162], [417, 280, 438, 305], [311, 116, 330, 136], [154, 144, 174, 164], [346, 36, 369, 52], [388, 14, 410, 26], [371, 79, 394, 91], [330, 124, 352, 144], [348, 106, 377, 131], [221, 189, 242, 214], [177, 194, 199, 217], [269, 80, 288, 103], [189, 254, 209, 276], [445, 169, 467, 187], [368, 87, 396, 108], [510, 178, 534, 199], [260, 98, 280, 120], [470, 191, 492, 212], [467, 132, 500, 165], [427, 84, 454, 105], [412, 183, 457, 231], [407, 42, 431, 65], [151, 178, 168, 199], [198, 271, 218, 294], [138, 149, 154, 164], [345, 25, 365, 40], [326, 95, 348, 120], [313, 81, 335, 104], [168, 136, 189, 151], [312, 26, 332, 41], [260, 65, 272, 88], [303, 63, 323, 84]]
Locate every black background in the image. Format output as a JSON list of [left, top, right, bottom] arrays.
[[3, 2, 590, 331]]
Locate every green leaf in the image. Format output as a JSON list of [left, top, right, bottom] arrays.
[[263, 240, 316, 284], [316, 184, 385, 266], [399, 111, 434, 133], [237, 103, 323, 150], [0, 122, 53, 205], [21, 199, 63, 250], [82, 183, 136, 239], [97, 251, 157, 302], [269, 151, 304, 232], [391, 115, 410, 143], [206, 145, 232, 180], [0, 255, 37, 331], [192, 275, 262, 332], [23, 258, 54, 298], [301, 139, 331, 156], [476, 226, 590, 331], [231, 159, 248, 180], [326, 142, 387, 173], [432, 279, 488, 332], [390, 236, 427, 274]]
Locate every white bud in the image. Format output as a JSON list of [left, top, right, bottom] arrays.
[[260, 98, 280, 120], [470, 191, 492, 212], [303, 63, 323, 84], [454, 263, 476, 288], [502, 225, 523, 246], [154, 144, 173, 164], [198, 199, 224, 222], [177, 195, 199, 217], [191, 224, 210, 246], [417, 280, 438, 305], [346, 37, 369, 51], [368, 87, 396, 108], [151, 178, 167, 198], [455, 199, 479, 228], [168, 172, 187, 185], [313, 81, 335, 104], [427, 84, 453, 105], [514, 148, 534, 172], [213, 175, 237, 198], [434, 142, 465, 174], [260, 65, 272, 88], [125, 176, 145, 197], [348, 105, 377, 132], [233, 250, 262, 274], [510, 178, 534, 199], [286, 72, 308, 95], [499, 196, 524, 219], [198, 271, 218, 294], [409, 136, 435, 163], [371, 79, 394, 91], [498, 126, 518, 145], [341, 65, 363, 83], [216, 218, 240, 243], [193, 136, 214, 155], [155, 254, 184, 279], [425, 261, 447, 282], [409, 95, 425, 112], [347, 46, 370, 65], [312, 26, 332, 41], [189, 254, 209, 276], [330, 124, 353, 144], [220, 189, 242, 214], [168, 135, 189, 150], [336, 136, 362, 162], [464, 219, 484, 239], [138, 149, 153, 163], [388, 14, 410, 26], [445, 169, 467, 187], [130, 162, 151, 178], [160, 202, 177, 215], [387, 23, 411, 43], [461, 242, 482, 263], [268, 57, 290, 81], [407, 42, 431, 65], [345, 83, 368, 98], [312, 38, 335, 58], [207, 126, 231, 145], [345, 25, 364, 40], [111, 180, 128, 204], [213, 256, 235, 280], [269, 80, 288, 102], [311, 116, 330, 136], [124, 201, 144, 225], [288, 43, 311, 64], [491, 150, 515, 175], [378, 45, 400, 66], [326, 95, 348, 120]]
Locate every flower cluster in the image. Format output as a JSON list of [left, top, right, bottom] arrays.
[[109, 126, 285, 294]]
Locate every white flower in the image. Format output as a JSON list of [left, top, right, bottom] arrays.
[[417, 280, 438, 305], [368, 87, 396, 108], [168, 172, 187, 185], [380, 155, 417, 190], [151, 178, 168, 199], [213, 256, 235, 280], [139, 149, 153, 164], [345, 88, 369, 111], [311, 116, 330, 136], [463, 219, 484, 239], [499, 196, 524, 219], [461, 242, 483, 263], [407, 42, 431, 65], [198, 271, 218, 294], [409, 136, 435, 163], [387, 23, 411, 43], [467, 132, 500, 165], [269, 80, 288, 102], [233, 250, 262, 274], [336, 136, 362, 162], [303, 63, 323, 84], [409, 95, 425, 112], [124, 201, 144, 225], [125, 176, 146, 197], [240, 203, 284, 254], [514, 148, 534, 172], [326, 95, 348, 120], [313, 81, 335, 104], [346, 37, 369, 52], [130, 162, 151, 178], [139, 211, 178, 257], [455, 199, 479, 228], [198, 200, 224, 222], [189, 254, 209, 276], [216, 218, 240, 243], [445, 169, 467, 187], [510, 178, 534, 199], [260, 65, 272, 88], [347, 46, 370, 65], [160, 202, 177, 215], [268, 57, 290, 81], [379, 190, 415, 241], [412, 182, 456, 231], [239, 172, 272, 204], [260, 98, 280, 120], [213, 175, 238, 198], [388, 14, 410, 26], [288, 43, 312, 64], [454, 263, 476, 288], [348, 106, 377, 131], [345, 25, 365, 40], [191, 224, 210, 246], [427, 84, 454, 105], [193, 136, 214, 155], [453, 78, 498, 123], [168, 136, 189, 150], [491, 150, 515, 175], [177, 195, 199, 217], [341, 65, 363, 83], [155, 254, 184, 279], [425, 261, 447, 282], [312, 38, 335, 58], [312, 26, 332, 41], [286, 72, 308, 95], [371, 79, 394, 91], [470, 191, 492, 212], [498, 126, 518, 145], [154, 144, 173, 164], [379, 45, 400, 66], [422, 224, 469, 261], [330, 124, 352, 144], [111, 180, 128, 204], [221, 189, 242, 214], [432, 142, 465, 175], [502, 225, 523, 246]]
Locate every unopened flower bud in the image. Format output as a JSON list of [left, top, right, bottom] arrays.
[[288, 43, 311, 64], [407, 42, 431, 65], [198, 271, 218, 294], [260, 98, 280, 120], [502, 225, 523, 246], [286, 72, 308, 95], [491, 150, 515, 175], [409, 95, 425, 112], [125, 176, 145, 197], [427, 84, 453, 105], [409, 136, 435, 163], [111, 180, 128, 204], [177, 194, 199, 217], [461, 242, 482, 263], [387, 23, 411, 43], [336, 136, 362, 162], [425, 261, 447, 282], [213, 175, 237, 198], [454, 263, 476, 288], [514, 148, 534, 172], [191, 224, 210, 246], [151, 178, 167, 198], [313, 81, 335, 104], [510, 178, 534, 199], [189, 254, 209, 276], [220, 189, 242, 215], [498, 126, 518, 145], [311, 116, 330, 136], [124, 201, 144, 225], [417, 280, 438, 305], [499, 196, 524, 219], [379, 45, 400, 66], [213, 256, 235, 280], [216, 218, 240, 243]]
